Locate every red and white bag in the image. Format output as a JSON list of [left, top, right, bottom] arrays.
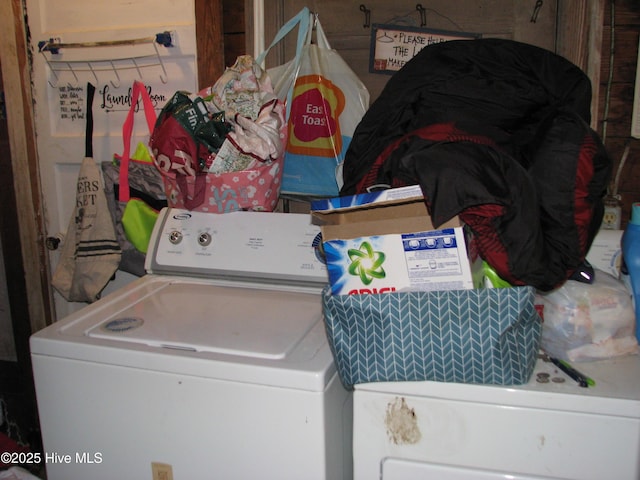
[[150, 55, 287, 213]]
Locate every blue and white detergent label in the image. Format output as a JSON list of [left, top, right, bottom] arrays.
[[324, 227, 474, 295], [402, 229, 470, 289]]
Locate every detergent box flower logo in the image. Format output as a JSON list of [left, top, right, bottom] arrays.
[[348, 241, 386, 285], [287, 74, 345, 158]]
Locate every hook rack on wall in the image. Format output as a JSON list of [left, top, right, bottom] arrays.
[[416, 4, 427, 27], [38, 31, 175, 88], [359, 4, 371, 28]]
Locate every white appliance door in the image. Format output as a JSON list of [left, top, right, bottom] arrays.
[[353, 356, 640, 480], [32, 352, 351, 480], [25, 0, 198, 320]]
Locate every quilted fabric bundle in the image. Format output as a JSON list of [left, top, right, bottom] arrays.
[[322, 286, 542, 387]]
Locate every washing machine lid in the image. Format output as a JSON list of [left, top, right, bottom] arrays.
[[86, 281, 319, 359], [31, 275, 335, 391], [30, 208, 338, 391]]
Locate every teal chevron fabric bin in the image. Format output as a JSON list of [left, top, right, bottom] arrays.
[[322, 286, 542, 388]]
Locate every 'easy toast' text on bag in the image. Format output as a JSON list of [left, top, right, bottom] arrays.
[[259, 8, 369, 197]]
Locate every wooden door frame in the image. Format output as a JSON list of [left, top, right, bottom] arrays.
[[0, 1, 53, 337]]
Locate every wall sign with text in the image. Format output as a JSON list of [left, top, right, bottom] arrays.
[[369, 24, 480, 75], [50, 82, 171, 136]]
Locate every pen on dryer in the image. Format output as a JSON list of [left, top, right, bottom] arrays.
[[549, 357, 596, 388]]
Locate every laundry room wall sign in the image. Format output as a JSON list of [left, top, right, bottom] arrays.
[[369, 24, 480, 74], [51, 82, 172, 135]]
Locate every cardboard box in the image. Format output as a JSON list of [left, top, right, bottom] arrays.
[[311, 186, 483, 295]]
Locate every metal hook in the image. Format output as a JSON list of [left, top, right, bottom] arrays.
[[86, 62, 100, 86], [68, 63, 79, 84], [359, 4, 371, 29], [45, 63, 60, 88], [153, 42, 169, 84], [530, 0, 544, 23], [416, 4, 426, 27], [131, 57, 144, 81], [40, 47, 62, 87], [47, 75, 59, 88], [109, 61, 121, 88]]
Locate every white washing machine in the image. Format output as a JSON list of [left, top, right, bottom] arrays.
[[31, 209, 352, 480], [353, 353, 640, 479]]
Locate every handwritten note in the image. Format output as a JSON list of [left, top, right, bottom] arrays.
[[370, 24, 479, 74], [57, 84, 86, 122]]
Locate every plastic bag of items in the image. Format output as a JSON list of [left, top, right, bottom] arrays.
[[536, 269, 639, 362]]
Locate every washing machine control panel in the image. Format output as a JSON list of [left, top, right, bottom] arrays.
[[145, 208, 327, 284], [168, 229, 211, 247]]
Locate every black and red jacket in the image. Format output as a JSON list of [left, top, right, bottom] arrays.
[[340, 38, 611, 291]]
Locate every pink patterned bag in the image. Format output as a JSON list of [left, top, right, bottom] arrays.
[[151, 56, 286, 213]]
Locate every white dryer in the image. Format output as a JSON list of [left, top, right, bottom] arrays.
[[353, 353, 640, 479], [31, 209, 352, 480]]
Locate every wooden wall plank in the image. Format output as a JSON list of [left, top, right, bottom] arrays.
[[195, 0, 225, 90], [601, 27, 639, 83], [0, 0, 53, 333]]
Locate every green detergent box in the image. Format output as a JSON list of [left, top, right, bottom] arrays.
[[311, 185, 484, 295]]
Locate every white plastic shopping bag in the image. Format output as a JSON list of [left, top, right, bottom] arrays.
[[258, 8, 370, 197]]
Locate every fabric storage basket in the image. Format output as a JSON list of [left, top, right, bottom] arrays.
[[322, 286, 542, 388], [161, 161, 283, 213]]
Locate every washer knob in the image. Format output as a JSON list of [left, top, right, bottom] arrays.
[[169, 230, 183, 244], [198, 232, 212, 247]]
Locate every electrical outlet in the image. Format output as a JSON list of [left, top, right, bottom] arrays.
[[151, 462, 174, 480]]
